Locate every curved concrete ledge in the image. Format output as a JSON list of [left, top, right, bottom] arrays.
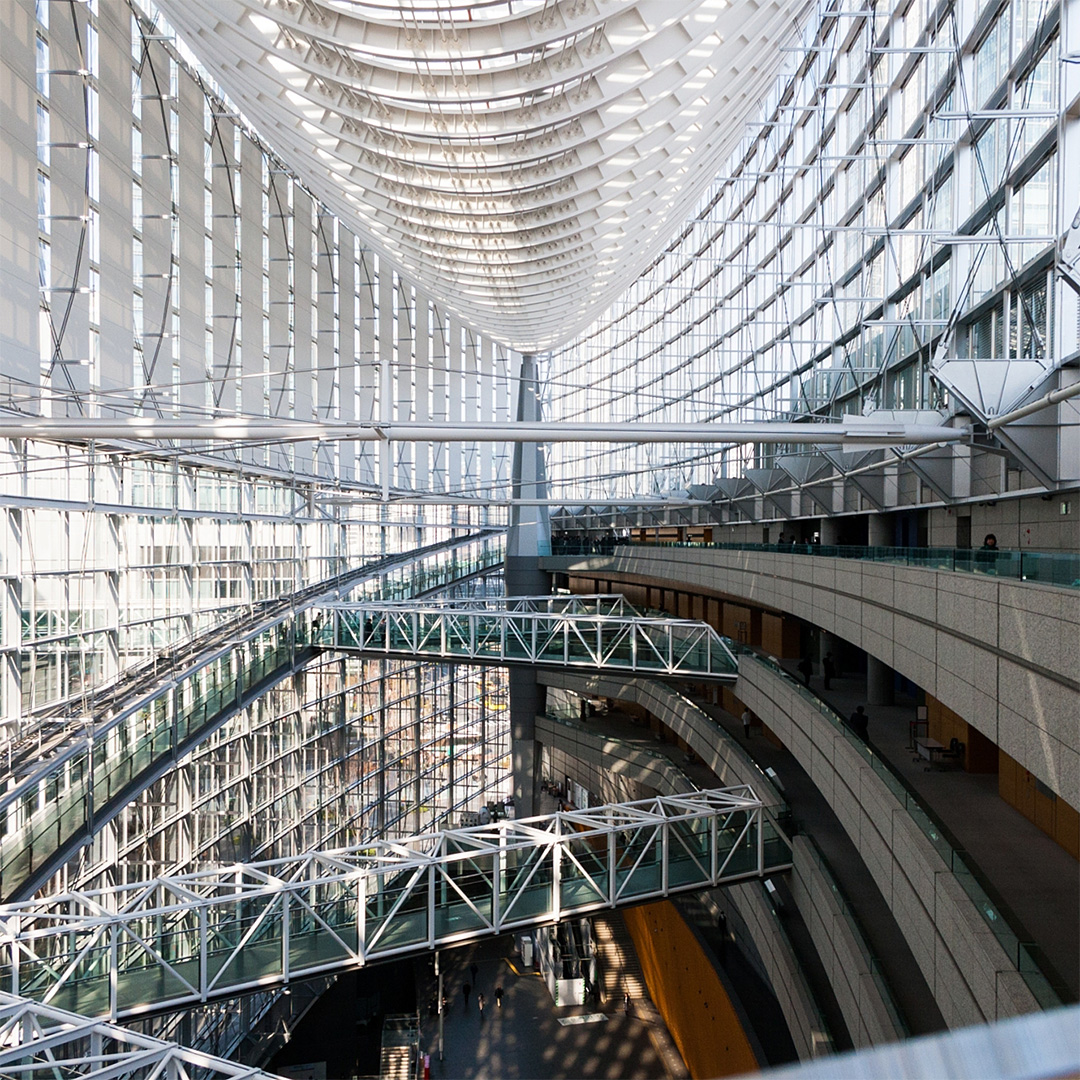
[[536, 670, 782, 806], [535, 711, 829, 1060], [791, 837, 905, 1048], [539, 673, 907, 1044], [548, 547, 1080, 810], [537, 713, 692, 798], [724, 878, 833, 1061], [736, 656, 1047, 1027]]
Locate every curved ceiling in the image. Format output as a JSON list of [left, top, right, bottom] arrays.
[[156, 0, 810, 352]]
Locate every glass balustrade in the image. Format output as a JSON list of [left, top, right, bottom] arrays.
[[740, 647, 1064, 1008], [550, 538, 1080, 589]]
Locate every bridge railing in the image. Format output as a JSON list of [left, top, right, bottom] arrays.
[[0, 788, 787, 1021], [329, 597, 739, 681]]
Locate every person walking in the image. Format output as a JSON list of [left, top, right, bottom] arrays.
[[477, 992, 485, 1020], [797, 655, 813, 686], [469, 962, 478, 986], [822, 652, 835, 690], [494, 985, 503, 1009], [741, 707, 753, 737], [462, 982, 471, 1011]]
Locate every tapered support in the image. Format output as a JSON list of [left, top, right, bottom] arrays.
[[507, 354, 551, 817]]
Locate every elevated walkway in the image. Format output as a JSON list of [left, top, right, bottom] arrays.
[[0, 992, 281, 1080], [325, 595, 739, 682], [0, 788, 789, 1022]]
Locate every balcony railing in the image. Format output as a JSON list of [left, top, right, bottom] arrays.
[[549, 538, 1080, 588]]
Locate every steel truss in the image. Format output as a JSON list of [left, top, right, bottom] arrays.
[[328, 596, 739, 681], [0, 788, 786, 1022], [0, 992, 276, 1080]]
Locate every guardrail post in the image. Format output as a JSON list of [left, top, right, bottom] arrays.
[[661, 819, 669, 895], [608, 831, 616, 906], [552, 824, 562, 924], [711, 810, 719, 883], [756, 808, 764, 875], [428, 861, 436, 950], [8, 917, 19, 998], [357, 872, 366, 961]]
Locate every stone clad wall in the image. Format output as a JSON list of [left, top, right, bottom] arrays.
[[791, 837, 904, 1048], [586, 547, 1080, 812], [736, 657, 1043, 1027]]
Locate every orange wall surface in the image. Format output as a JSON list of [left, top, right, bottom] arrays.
[[926, 695, 998, 773], [999, 749, 1080, 859], [623, 902, 759, 1078]]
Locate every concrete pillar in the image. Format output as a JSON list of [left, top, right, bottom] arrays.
[[506, 354, 550, 817], [868, 513, 892, 547], [818, 517, 840, 545], [866, 655, 894, 705]]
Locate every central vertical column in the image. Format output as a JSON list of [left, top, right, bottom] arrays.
[[505, 354, 551, 817]]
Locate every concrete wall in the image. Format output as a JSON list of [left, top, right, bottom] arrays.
[[562, 546, 1080, 812], [790, 837, 905, 1048], [536, 671, 782, 807], [736, 656, 1045, 1027]]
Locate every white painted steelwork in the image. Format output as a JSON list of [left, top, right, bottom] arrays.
[[0, 788, 782, 1021], [0, 992, 278, 1080], [327, 595, 739, 680], [0, 416, 969, 447], [152, 0, 810, 350]]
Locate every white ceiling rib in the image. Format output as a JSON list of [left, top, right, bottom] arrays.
[[156, 0, 809, 351]]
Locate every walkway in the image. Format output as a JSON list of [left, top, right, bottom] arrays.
[[0, 789, 787, 1022], [327, 595, 739, 681], [784, 662, 1079, 1002]]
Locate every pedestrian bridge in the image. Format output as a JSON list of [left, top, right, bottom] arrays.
[[1, 787, 789, 1022], [323, 595, 739, 682]]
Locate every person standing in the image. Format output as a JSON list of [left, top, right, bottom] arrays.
[[977, 533, 999, 573], [849, 705, 869, 741], [469, 962, 478, 986], [462, 982, 471, 1011], [797, 655, 813, 686], [741, 707, 753, 738], [822, 652, 835, 690]]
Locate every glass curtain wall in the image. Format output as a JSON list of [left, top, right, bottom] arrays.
[[544, 0, 1072, 505]]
